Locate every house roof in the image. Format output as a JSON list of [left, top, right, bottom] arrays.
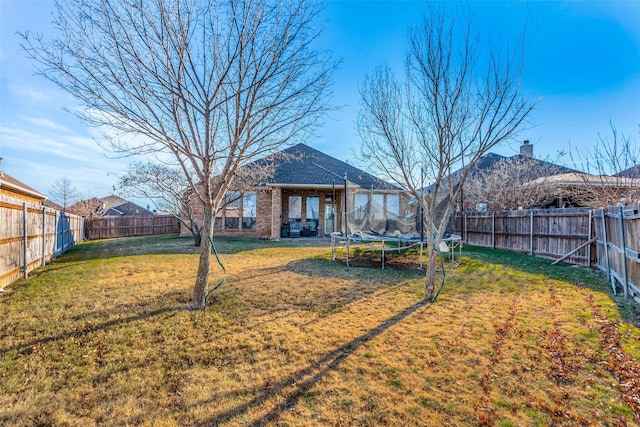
[[426, 152, 575, 194], [98, 195, 154, 216], [527, 172, 640, 188], [98, 195, 129, 210], [471, 153, 576, 176], [615, 165, 640, 178], [255, 144, 401, 191], [43, 199, 64, 211], [0, 170, 47, 200]]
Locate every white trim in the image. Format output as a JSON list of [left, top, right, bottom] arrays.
[[0, 178, 47, 200]]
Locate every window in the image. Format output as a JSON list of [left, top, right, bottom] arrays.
[[217, 192, 255, 231], [225, 191, 240, 210], [353, 193, 368, 220], [306, 196, 319, 221], [372, 194, 385, 220], [242, 192, 257, 230], [289, 195, 302, 220], [386, 194, 400, 217], [225, 217, 239, 230]]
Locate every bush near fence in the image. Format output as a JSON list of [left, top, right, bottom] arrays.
[[87, 215, 180, 239], [1, 201, 83, 288], [456, 205, 640, 305]]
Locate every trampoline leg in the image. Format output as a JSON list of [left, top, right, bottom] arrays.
[[346, 238, 350, 267]]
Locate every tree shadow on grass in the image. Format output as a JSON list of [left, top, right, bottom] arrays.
[[193, 297, 432, 426], [213, 258, 424, 328], [48, 235, 332, 263], [1, 304, 182, 356]]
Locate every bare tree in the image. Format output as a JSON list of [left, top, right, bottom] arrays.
[[463, 156, 564, 211], [570, 122, 640, 207], [22, 0, 336, 309], [357, 4, 536, 299], [68, 197, 103, 239], [118, 162, 203, 246], [49, 177, 79, 211]]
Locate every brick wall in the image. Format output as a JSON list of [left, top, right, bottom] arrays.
[[182, 186, 412, 239], [181, 189, 275, 238], [256, 189, 273, 236]]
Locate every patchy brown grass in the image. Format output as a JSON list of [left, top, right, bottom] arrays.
[[0, 235, 638, 426]]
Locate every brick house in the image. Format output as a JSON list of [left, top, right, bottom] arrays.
[[191, 144, 408, 239], [97, 195, 155, 217]]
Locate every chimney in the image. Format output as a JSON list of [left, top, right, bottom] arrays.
[[520, 140, 533, 157]]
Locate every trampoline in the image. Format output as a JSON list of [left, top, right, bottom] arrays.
[[331, 231, 461, 270]]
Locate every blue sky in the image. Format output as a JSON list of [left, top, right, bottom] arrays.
[[1, 0, 639, 203]]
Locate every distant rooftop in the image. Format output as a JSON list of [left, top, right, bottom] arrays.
[[0, 159, 47, 200]]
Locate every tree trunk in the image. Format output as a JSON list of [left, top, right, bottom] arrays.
[[189, 208, 213, 309], [424, 248, 438, 300], [193, 230, 202, 247]]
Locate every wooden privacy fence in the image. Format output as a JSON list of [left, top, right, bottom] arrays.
[[593, 205, 640, 304], [1, 201, 84, 288], [87, 215, 180, 239], [456, 205, 640, 305], [457, 208, 594, 266]]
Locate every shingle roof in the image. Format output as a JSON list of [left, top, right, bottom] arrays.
[[255, 144, 400, 191], [0, 171, 47, 200], [98, 195, 129, 209], [615, 165, 640, 178], [97, 195, 154, 216], [527, 172, 640, 187], [471, 153, 576, 176]]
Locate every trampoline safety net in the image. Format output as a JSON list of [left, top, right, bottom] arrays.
[[344, 193, 421, 237]]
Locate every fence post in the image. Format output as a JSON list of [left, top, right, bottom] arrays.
[[491, 212, 495, 249], [463, 211, 467, 243], [52, 211, 57, 257], [587, 209, 592, 268], [529, 210, 534, 256], [66, 214, 71, 249], [617, 204, 629, 300], [61, 212, 66, 252], [600, 208, 613, 294], [42, 207, 46, 266], [22, 203, 28, 279]]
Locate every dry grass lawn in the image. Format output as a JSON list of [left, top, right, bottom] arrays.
[[1, 234, 639, 426]]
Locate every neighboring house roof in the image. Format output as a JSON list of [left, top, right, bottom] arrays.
[[527, 172, 640, 188], [253, 143, 401, 191], [471, 153, 576, 177], [0, 170, 47, 201], [97, 195, 154, 216], [43, 199, 64, 211], [615, 165, 640, 178], [473, 152, 508, 172]]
